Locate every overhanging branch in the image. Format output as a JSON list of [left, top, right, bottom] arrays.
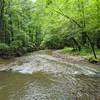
[[54, 6, 82, 28]]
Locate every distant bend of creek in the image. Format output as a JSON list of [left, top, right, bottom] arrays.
[[0, 50, 100, 100]]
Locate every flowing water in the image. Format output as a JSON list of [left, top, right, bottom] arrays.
[[0, 50, 100, 100]]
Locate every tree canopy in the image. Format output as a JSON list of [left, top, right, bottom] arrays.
[[0, 0, 100, 58]]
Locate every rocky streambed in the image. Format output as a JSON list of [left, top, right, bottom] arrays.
[[0, 50, 100, 100]]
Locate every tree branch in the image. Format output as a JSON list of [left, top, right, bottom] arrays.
[[54, 6, 82, 28]]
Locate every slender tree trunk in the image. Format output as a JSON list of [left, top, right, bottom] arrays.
[[72, 37, 81, 51], [0, 0, 5, 43], [77, 0, 87, 46], [0, 0, 4, 31], [96, 0, 100, 48], [86, 33, 97, 58]]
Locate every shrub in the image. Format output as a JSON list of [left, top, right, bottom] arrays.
[[25, 42, 35, 52], [0, 43, 12, 58], [0, 43, 9, 50], [14, 33, 30, 46], [10, 40, 27, 57], [63, 47, 73, 52], [10, 40, 23, 49]]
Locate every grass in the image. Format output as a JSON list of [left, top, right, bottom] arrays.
[[63, 47, 100, 56], [63, 47, 100, 64], [63, 47, 73, 52]]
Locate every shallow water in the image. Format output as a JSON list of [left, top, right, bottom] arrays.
[[0, 50, 100, 100]]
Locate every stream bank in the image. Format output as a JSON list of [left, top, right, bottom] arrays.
[[52, 49, 100, 65]]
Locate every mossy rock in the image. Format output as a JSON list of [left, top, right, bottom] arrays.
[[89, 57, 100, 64]]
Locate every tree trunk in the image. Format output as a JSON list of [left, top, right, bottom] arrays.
[[86, 33, 97, 58], [72, 37, 81, 51], [0, 0, 5, 43]]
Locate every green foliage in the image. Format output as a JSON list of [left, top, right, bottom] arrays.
[[63, 47, 73, 52], [41, 34, 62, 49], [25, 42, 35, 52], [10, 40, 27, 57], [63, 47, 100, 58], [63, 47, 91, 55], [14, 33, 30, 46], [0, 0, 99, 58], [10, 40, 23, 49], [0, 43, 9, 50], [0, 43, 11, 58]]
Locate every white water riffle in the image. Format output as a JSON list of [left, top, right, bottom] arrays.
[[11, 54, 100, 78]]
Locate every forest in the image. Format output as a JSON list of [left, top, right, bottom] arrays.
[[0, 0, 100, 99], [0, 0, 100, 61]]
